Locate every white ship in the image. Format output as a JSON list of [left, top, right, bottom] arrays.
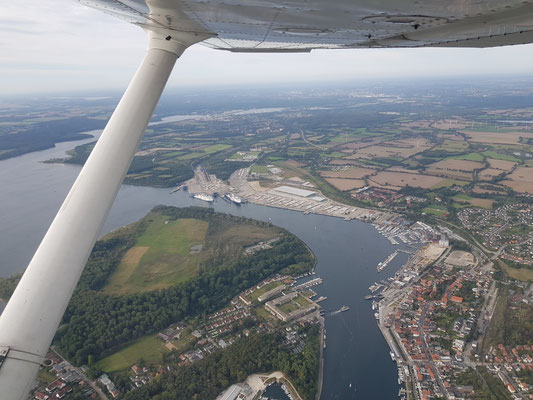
[[225, 192, 242, 204], [193, 193, 214, 202], [377, 250, 399, 272]]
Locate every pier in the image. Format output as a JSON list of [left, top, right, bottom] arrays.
[[293, 277, 323, 290], [377, 250, 399, 272]]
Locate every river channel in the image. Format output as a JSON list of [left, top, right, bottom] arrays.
[[0, 133, 404, 399]]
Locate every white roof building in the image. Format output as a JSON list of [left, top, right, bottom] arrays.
[[273, 185, 317, 198], [217, 385, 242, 400]]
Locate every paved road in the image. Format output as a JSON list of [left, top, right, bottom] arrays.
[[300, 129, 327, 150], [51, 347, 109, 400], [491, 236, 531, 260], [419, 302, 448, 399]]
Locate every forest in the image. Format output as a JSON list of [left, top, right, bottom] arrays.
[[55, 206, 315, 365], [0, 274, 21, 300], [120, 326, 320, 400], [0, 116, 104, 160]]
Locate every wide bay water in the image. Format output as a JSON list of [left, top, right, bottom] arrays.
[[0, 134, 403, 399]]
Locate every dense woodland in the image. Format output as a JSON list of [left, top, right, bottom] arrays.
[[0, 274, 21, 300], [56, 206, 314, 365], [62, 141, 252, 187], [120, 327, 320, 400], [0, 117, 104, 160]]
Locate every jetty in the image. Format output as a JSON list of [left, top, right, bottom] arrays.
[[377, 250, 399, 272]]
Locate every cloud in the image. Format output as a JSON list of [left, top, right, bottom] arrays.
[[2, 0, 533, 95]]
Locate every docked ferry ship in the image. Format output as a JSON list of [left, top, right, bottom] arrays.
[[225, 192, 242, 204], [193, 193, 214, 202]]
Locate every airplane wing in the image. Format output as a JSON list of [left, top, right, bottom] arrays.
[[80, 0, 533, 50], [3, 0, 533, 399]]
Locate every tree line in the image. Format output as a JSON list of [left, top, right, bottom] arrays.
[[120, 326, 320, 400], [56, 206, 314, 365]]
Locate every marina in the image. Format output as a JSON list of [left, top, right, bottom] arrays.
[[261, 382, 293, 400], [369, 282, 384, 293], [291, 277, 323, 291], [364, 294, 384, 300]]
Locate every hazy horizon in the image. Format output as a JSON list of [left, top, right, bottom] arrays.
[[5, 0, 533, 96], [4, 73, 533, 100]]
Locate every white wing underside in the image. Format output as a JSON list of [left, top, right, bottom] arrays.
[[80, 0, 533, 51]]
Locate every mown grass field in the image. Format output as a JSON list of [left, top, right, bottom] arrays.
[[96, 334, 168, 372], [103, 216, 208, 295], [96, 330, 198, 373], [423, 206, 448, 216], [102, 213, 280, 296], [294, 294, 311, 307], [279, 301, 300, 314], [249, 281, 285, 302]]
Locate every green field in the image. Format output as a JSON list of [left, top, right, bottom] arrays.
[[177, 152, 205, 160], [255, 307, 274, 321], [481, 151, 520, 162], [203, 144, 232, 154], [250, 165, 270, 173], [103, 216, 208, 294], [430, 179, 469, 189], [37, 368, 57, 383], [501, 262, 533, 281], [294, 294, 311, 307], [96, 334, 169, 372], [424, 206, 448, 216], [102, 212, 280, 295], [435, 140, 469, 152], [449, 152, 485, 162], [321, 151, 347, 158], [276, 294, 311, 314], [279, 301, 300, 314], [249, 281, 285, 302]]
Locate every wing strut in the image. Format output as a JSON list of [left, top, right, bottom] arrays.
[[0, 31, 202, 399]]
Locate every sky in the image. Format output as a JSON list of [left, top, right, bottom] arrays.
[[4, 0, 533, 95]]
